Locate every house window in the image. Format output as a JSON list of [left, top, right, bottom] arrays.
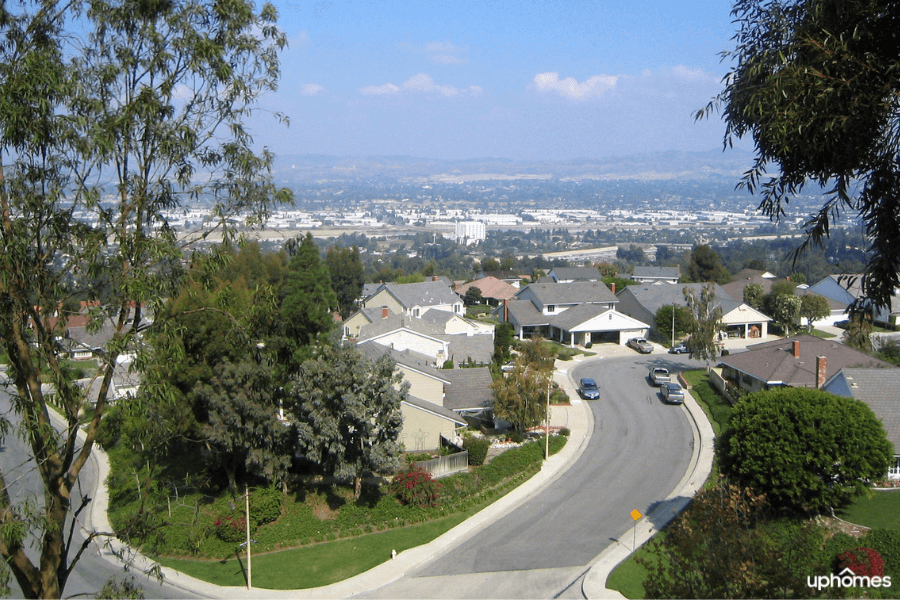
[[413, 308, 420, 318], [547, 305, 556, 313]]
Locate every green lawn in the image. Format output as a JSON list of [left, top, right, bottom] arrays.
[[160, 511, 474, 589], [837, 490, 900, 530]]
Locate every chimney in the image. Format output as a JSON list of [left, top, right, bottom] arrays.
[[382, 306, 389, 319], [432, 275, 438, 282], [610, 282, 616, 294], [816, 355, 827, 389], [503, 298, 509, 322], [792, 340, 800, 358]]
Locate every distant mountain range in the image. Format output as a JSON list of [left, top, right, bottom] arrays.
[[271, 149, 757, 183]]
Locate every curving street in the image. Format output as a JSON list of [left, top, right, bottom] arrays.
[[362, 350, 699, 599]]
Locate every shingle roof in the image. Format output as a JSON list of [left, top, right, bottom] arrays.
[[825, 368, 900, 453], [383, 281, 462, 308], [505, 298, 549, 326], [620, 283, 737, 315], [441, 335, 494, 365], [549, 267, 600, 282], [356, 340, 440, 373], [519, 282, 617, 305], [722, 334, 893, 387], [403, 395, 466, 425], [455, 276, 518, 301], [441, 368, 494, 412], [632, 266, 680, 280]]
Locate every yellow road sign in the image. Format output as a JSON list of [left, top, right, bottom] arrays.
[[630, 509, 642, 521]]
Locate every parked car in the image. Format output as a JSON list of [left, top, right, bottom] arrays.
[[668, 343, 689, 354], [661, 381, 685, 404], [579, 377, 600, 400], [648, 367, 671, 386], [627, 338, 653, 354]]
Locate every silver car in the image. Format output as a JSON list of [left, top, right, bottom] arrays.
[[661, 382, 685, 404]]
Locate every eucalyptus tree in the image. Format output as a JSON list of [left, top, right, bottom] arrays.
[[683, 284, 724, 366], [0, 1, 289, 597]]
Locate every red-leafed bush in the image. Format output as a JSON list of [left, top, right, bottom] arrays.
[[389, 464, 441, 508], [214, 516, 247, 543], [838, 547, 885, 578]]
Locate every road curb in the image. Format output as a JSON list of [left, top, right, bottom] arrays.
[[581, 367, 716, 599]]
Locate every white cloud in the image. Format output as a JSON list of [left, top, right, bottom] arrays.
[[426, 42, 463, 54], [532, 72, 619, 99], [360, 82, 402, 96], [299, 83, 326, 96], [360, 74, 481, 98]]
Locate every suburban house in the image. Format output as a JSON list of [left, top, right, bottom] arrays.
[[821, 368, 900, 479], [362, 279, 464, 319], [356, 342, 492, 451], [454, 276, 518, 307], [545, 266, 601, 283], [631, 266, 681, 284], [476, 270, 525, 288], [806, 274, 900, 327], [500, 281, 651, 345], [355, 311, 494, 367], [616, 283, 771, 341], [719, 269, 779, 301], [719, 334, 893, 394]]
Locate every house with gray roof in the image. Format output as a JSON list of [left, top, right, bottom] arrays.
[[616, 282, 771, 341], [499, 281, 651, 345], [546, 266, 601, 283], [362, 279, 463, 319], [806, 273, 900, 327], [356, 341, 486, 450], [720, 334, 893, 394], [821, 367, 900, 479], [631, 266, 680, 284]]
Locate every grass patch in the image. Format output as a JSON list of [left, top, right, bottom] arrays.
[[836, 491, 900, 530], [605, 540, 660, 599], [160, 511, 474, 589], [809, 328, 837, 339], [680, 370, 732, 436], [113, 435, 568, 589]]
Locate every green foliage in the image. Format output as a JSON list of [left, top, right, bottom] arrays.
[[865, 529, 900, 580], [95, 575, 145, 599], [875, 338, 900, 366], [280, 233, 339, 350], [685, 245, 731, 284], [683, 284, 723, 365], [800, 293, 831, 332], [639, 483, 817, 599], [250, 487, 284, 527], [772, 293, 802, 336], [325, 245, 364, 319], [194, 360, 293, 491], [389, 465, 441, 508], [655, 305, 693, 342], [288, 341, 405, 495], [463, 437, 490, 466], [463, 286, 483, 306], [844, 312, 875, 352], [720, 388, 894, 514], [743, 283, 765, 310], [700, 0, 900, 310]]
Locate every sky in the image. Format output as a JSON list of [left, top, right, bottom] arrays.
[[255, 0, 743, 161]]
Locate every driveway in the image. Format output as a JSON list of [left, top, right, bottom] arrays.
[[361, 349, 697, 599]]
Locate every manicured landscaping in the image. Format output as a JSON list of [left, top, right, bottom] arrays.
[[838, 490, 900, 530], [109, 435, 568, 589]]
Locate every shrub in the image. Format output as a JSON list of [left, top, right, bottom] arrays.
[[389, 465, 441, 508], [214, 516, 248, 544], [838, 547, 885, 578], [508, 431, 525, 443], [558, 427, 570, 437], [250, 486, 283, 526], [464, 437, 490, 466]]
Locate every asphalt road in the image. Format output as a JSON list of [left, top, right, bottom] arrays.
[[363, 352, 697, 599], [0, 387, 197, 600]]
